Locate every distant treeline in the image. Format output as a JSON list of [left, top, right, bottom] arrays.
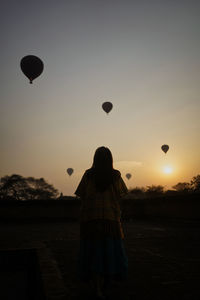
[[0, 174, 200, 201], [127, 175, 200, 199]]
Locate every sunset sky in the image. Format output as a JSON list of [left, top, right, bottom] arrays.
[[1, 0, 200, 195]]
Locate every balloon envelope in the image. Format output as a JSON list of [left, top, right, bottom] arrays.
[[20, 55, 44, 83], [102, 102, 113, 114], [126, 173, 132, 180], [67, 168, 74, 176], [161, 144, 169, 153]]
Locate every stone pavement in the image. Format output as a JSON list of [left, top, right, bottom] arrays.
[[0, 219, 200, 299]]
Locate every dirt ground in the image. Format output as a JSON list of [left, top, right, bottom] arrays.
[[0, 218, 200, 300]]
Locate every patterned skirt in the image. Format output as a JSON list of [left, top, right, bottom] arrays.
[[78, 219, 128, 281]]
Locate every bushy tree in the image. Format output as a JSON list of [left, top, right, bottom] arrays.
[[130, 187, 145, 194], [191, 175, 200, 191], [172, 182, 191, 192], [146, 185, 164, 195], [0, 174, 59, 200]]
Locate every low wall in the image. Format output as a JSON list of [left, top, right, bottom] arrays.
[[121, 194, 200, 220], [0, 194, 199, 222], [0, 199, 81, 222]]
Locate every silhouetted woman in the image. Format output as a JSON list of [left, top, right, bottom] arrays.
[[75, 146, 128, 299]]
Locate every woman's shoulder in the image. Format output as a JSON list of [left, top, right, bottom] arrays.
[[84, 168, 94, 178], [114, 169, 121, 175], [113, 169, 121, 178]]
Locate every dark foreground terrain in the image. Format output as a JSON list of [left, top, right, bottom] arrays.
[[0, 218, 200, 300]]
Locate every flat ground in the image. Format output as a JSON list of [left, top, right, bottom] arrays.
[[0, 218, 200, 300]]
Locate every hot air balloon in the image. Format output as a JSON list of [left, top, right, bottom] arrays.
[[67, 168, 74, 176], [20, 55, 44, 84], [126, 173, 132, 180], [102, 102, 113, 114], [161, 144, 169, 154]]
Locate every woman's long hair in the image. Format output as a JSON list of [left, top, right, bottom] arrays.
[[87, 146, 119, 192]]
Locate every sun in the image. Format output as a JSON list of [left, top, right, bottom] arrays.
[[163, 166, 173, 174]]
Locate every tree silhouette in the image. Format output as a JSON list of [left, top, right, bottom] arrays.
[[0, 174, 59, 200], [130, 187, 145, 193], [146, 185, 164, 195], [191, 175, 200, 191], [172, 182, 191, 192]]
